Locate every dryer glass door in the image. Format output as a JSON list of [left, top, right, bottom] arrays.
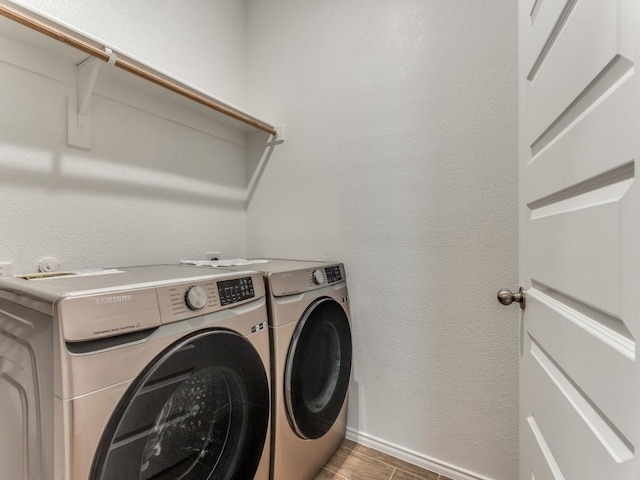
[[285, 297, 352, 439], [90, 329, 269, 480]]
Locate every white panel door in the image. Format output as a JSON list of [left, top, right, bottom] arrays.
[[519, 0, 640, 479]]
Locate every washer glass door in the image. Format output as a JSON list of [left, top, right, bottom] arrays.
[[285, 297, 352, 439], [90, 329, 269, 480]]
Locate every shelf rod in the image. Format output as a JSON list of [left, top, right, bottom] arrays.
[[0, 3, 278, 136]]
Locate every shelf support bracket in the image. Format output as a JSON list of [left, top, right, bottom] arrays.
[[67, 48, 116, 150], [268, 126, 285, 146]]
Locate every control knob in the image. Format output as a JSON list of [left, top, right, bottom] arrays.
[[185, 286, 207, 310], [312, 269, 325, 285]]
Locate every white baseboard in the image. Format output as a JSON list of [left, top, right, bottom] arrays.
[[345, 428, 498, 480]]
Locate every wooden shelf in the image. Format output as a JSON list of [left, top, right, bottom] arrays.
[[0, 2, 279, 143]]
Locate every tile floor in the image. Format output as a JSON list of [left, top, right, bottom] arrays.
[[314, 439, 454, 480]]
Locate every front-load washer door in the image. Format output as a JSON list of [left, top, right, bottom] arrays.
[[285, 297, 352, 439], [90, 329, 269, 480]]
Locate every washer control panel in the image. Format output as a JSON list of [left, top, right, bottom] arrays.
[[218, 277, 255, 306], [156, 273, 263, 324]]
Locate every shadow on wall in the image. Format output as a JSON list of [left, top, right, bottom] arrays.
[[0, 148, 246, 210], [347, 378, 360, 435], [0, 29, 280, 209], [247, 131, 280, 204], [0, 129, 279, 210]]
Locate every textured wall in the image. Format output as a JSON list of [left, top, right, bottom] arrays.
[[245, 1, 519, 479], [0, 1, 249, 274]]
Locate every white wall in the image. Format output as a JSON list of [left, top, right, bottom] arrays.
[[0, 1, 250, 274], [245, 1, 519, 479]]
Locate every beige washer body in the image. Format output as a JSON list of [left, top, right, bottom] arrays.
[[0, 265, 271, 480], [220, 259, 352, 480]]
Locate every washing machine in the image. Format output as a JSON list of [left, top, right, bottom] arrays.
[[220, 259, 352, 480], [0, 265, 271, 480]]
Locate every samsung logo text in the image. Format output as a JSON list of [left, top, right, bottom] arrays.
[[96, 295, 133, 305]]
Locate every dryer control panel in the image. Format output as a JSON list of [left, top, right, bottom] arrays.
[[324, 265, 343, 284], [269, 263, 346, 296]]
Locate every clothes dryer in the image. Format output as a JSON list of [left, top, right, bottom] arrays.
[[220, 259, 352, 480], [0, 265, 271, 480]]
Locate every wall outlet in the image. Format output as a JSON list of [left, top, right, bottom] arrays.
[[206, 251, 222, 261], [0, 261, 13, 277]]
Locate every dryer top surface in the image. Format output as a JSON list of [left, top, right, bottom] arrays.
[[220, 258, 336, 274], [219, 259, 347, 297]]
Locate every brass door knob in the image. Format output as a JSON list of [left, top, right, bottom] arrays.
[[497, 287, 526, 310]]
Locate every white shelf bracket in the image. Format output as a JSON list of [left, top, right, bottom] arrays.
[[67, 48, 116, 150], [268, 125, 285, 146]]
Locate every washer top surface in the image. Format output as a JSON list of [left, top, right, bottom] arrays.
[[0, 265, 266, 342], [0, 264, 255, 301]]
